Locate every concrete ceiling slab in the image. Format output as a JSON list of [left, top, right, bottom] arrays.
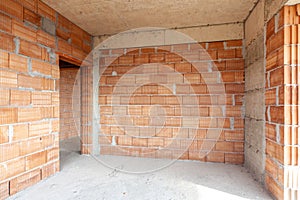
[[285, 0, 300, 5], [42, 0, 258, 36]]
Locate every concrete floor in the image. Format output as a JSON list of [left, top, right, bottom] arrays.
[[8, 138, 272, 200]]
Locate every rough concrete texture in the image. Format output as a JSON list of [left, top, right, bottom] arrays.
[[245, 0, 265, 46], [7, 138, 271, 200], [285, 0, 300, 5], [93, 23, 243, 48], [245, 58, 265, 91], [245, 91, 265, 119], [178, 23, 244, 42], [244, 118, 265, 182], [41, 17, 56, 36], [245, 119, 265, 152], [244, 0, 266, 184], [264, 0, 289, 22], [245, 34, 264, 67], [41, 0, 257, 36], [244, 57, 265, 181]]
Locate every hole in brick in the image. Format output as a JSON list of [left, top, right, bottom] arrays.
[[112, 71, 117, 76]]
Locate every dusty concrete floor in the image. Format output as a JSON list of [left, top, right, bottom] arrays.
[[8, 138, 271, 200]]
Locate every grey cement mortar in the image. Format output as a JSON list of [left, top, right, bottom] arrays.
[[245, 35, 264, 67], [41, 17, 56, 36], [245, 90, 265, 120], [245, 58, 265, 92]]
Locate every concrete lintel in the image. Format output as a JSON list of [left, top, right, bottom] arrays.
[[93, 23, 244, 49]]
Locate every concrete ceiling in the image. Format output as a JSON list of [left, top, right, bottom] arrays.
[[286, 0, 300, 5], [42, 0, 258, 36]]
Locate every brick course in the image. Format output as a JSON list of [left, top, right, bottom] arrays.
[[59, 67, 80, 140], [0, 0, 91, 198], [265, 5, 300, 199], [98, 41, 244, 164], [1, 1, 298, 199]]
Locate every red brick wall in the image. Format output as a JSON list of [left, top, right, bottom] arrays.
[[80, 64, 93, 154], [265, 5, 300, 199], [59, 67, 80, 140], [98, 41, 245, 164], [0, 0, 91, 198]]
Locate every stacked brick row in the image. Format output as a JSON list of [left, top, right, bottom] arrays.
[[265, 5, 300, 199], [98, 40, 245, 164], [0, 0, 91, 198], [59, 67, 80, 140]]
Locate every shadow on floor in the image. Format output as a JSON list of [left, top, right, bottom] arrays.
[[59, 137, 81, 170]]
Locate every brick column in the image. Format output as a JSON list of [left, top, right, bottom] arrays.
[[80, 60, 94, 154], [265, 5, 300, 199]]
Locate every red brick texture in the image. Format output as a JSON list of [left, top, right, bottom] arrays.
[[265, 5, 300, 199], [98, 41, 245, 163], [59, 67, 80, 140], [0, 0, 91, 198]]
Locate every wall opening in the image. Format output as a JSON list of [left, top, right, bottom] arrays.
[[59, 59, 81, 166]]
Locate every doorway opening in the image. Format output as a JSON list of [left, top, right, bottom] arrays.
[[59, 59, 81, 168]]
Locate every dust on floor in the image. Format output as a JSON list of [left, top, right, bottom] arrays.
[[8, 138, 271, 200]]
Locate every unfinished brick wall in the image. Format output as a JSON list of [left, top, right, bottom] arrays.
[[0, 0, 91, 198], [59, 66, 80, 140], [98, 41, 245, 163], [265, 5, 300, 199]]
